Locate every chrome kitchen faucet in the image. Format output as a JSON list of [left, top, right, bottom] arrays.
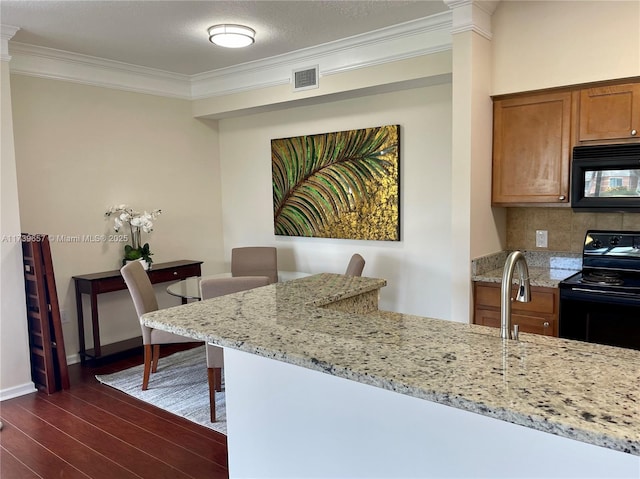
[[500, 251, 531, 340]]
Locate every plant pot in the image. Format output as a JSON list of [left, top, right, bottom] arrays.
[[125, 258, 150, 271]]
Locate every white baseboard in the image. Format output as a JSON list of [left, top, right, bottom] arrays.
[[0, 355, 80, 401], [66, 353, 80, 365], [0, 381, 37, 401]]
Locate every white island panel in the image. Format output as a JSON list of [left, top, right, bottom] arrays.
[[142, 273, 639, 465], [224, 347, 639, 479]]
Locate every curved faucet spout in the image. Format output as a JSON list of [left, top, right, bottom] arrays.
[[500, 251, 531, 340]]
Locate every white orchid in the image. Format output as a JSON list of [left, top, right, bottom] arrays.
[[105, 204, 162, 265]]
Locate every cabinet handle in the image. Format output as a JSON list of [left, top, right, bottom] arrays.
[[632, 129, 638, 136], [543, 321, 550, 328], [558, 195, 566, 201], [173, 271, 178, 276]]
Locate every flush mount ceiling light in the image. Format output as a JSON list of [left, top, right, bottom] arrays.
[[208, 24, 255, 48]]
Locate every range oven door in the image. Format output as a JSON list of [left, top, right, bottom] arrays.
[[559, 286, 640, 350]]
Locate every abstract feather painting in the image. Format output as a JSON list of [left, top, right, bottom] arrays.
[[272, 125, 400, 240]]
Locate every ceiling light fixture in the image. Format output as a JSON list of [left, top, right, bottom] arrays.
[[208, 24, 255, 48]]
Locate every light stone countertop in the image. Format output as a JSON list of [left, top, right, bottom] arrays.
[[142, 273, 639, 457], [472, 250, 582, 287], [473, 266, 581, 288]]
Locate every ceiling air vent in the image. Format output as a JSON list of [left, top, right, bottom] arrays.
[[292, 65, 319, 92]]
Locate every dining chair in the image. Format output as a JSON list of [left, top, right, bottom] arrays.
[[200, 275, 271, 422], [121, 260, 200, 390], [345, 253, 365, 276], [231, 246, 278, 284]]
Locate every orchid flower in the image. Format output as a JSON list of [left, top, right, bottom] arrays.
[[105, 204, 162, 264]]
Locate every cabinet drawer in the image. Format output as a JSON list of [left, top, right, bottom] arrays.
[[93, 276, 127, 294], [148, 264, 201, 283], [474, 282, 557, 314], [475, 309, 557, 337]]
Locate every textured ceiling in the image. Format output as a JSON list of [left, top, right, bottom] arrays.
[[1, 1, 449, 75]]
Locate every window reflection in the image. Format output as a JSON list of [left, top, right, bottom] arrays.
[[583, 169, 640, 197]]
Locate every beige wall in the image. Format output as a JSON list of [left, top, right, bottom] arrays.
[[10, 75, 224, 362], [492, 1, 640, 95], [218, 84, 453, 319], [1, 61, 34, 398]]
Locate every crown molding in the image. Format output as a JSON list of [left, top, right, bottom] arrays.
[[8, 42, 192, 98], [190, 13, 452, 99], [443, 0, 499, 40], [1, 24, 20, 62], [7, 12, 453, 100]]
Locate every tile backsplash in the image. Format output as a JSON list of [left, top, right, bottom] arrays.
[[506, 208, 640, 253]]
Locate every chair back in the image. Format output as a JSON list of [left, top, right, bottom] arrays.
[[231, 247, 278, 284], [200, 276, 270, 300], [121, 260, 158, 318], [345, 253, 365, 277]]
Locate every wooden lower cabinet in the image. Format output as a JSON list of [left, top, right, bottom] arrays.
[[473, 281, 558, 337]]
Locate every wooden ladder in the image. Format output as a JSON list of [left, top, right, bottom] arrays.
[[22, 233, 70, 393]]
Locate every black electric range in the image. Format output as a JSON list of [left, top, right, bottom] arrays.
[[558, 230, 640, 350]]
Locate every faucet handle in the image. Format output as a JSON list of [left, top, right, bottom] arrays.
[[512, 324, 519, 341], [515, 280, 531, 302]]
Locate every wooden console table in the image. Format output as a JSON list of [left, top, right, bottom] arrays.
[[73, 260, 202, 364]]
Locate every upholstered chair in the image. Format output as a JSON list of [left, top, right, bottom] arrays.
[[345, 253, 365, 277], [121, 260, 200, 390], [231, 246, 278, 284], [200, 275, 271, 422]]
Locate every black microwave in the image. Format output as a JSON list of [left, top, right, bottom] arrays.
[[571, 143, 640, 211]]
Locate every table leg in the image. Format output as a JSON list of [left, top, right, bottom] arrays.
[[74, 281, 86, 362], [90, 291, 101, 358]]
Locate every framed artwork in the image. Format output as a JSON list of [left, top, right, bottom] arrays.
[[272, 124, 400, 241]]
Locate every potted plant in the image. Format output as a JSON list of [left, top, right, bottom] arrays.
[[105, 204, 161, 269]]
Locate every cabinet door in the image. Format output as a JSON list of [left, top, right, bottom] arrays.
[[512, 313, 556, 336], [578, 83, 640, 142], [492, 92, 571, 205]]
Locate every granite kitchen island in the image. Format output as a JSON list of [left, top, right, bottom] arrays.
[[142, 273, 639, 478]]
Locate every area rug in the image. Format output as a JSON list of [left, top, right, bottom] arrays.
[[96, 345, 226, 434]]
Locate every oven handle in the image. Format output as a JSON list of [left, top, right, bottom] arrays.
[[568, 287, 640, 297], [563, 287, 640, 306]]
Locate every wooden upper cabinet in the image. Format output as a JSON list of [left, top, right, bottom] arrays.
[[492, 91, 572, 205], [578, 83, 640, 143]]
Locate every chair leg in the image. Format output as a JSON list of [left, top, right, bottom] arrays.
[[214, 367, 223, 392], [207, 367, 217, 422], [142, 344, 152, 390], [151, 344, 160, 373]]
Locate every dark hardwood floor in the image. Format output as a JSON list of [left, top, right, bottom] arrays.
[[0, 345, 229, 479]]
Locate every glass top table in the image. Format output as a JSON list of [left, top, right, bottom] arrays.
[[166, 271, 311, 301]]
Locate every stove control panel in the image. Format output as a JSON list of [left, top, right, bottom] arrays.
[[585, 232, 639, 250], [583, 230, 640, 272]]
